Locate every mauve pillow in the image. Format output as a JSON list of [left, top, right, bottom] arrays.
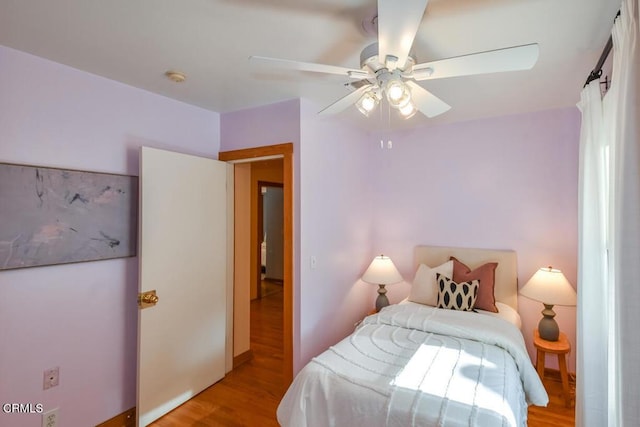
[[450, 256, 499, 313]]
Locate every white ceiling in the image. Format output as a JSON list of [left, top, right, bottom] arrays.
[[0, 0, 620, 129]]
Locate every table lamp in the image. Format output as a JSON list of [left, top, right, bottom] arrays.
[[362, 255, 403, 312], [520, 266, 577, 341]]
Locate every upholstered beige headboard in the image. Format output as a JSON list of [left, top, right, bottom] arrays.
[[414, 245, 518, 311]]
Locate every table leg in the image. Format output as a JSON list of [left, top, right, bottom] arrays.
[[558, 353, 571, 407], [536, 349, 545, 379]]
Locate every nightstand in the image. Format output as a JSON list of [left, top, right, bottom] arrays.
[[533, 329, 571, 407], [355, 309, 378, 328]]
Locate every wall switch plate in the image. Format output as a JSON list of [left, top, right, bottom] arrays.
[[42, 407, 58, 427], [43, 367, 59, 390], [310, 256, 317, 269]]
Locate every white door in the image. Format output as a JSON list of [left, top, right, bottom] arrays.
[[137, 147, 228, 426]]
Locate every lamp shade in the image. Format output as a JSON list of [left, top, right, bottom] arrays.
[[520, 267, 577, 306], [362, 255, 403, 285]]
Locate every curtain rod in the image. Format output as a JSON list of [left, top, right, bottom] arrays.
[[583, 10, 621, 87]]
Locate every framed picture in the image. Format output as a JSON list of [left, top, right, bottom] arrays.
[[0, 162, 138, 270]]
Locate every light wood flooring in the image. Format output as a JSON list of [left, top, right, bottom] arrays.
[[528, 371, 576, 426], [150, 284, 574, 426]]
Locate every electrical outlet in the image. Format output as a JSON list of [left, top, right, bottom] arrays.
[[42, 408, 58, 427], [43, 367, 59, 390]]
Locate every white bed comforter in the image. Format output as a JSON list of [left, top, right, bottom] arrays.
[[277, 303, 548, 427]]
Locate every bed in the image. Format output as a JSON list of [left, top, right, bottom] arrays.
[[277, 245, 548, 427]]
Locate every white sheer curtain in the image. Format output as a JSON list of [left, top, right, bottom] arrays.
[[610, 0, 640, 424], [576, 81, 609, 426], [577, 0, 640, 425]]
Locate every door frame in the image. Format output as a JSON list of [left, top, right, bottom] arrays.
[[219, 142, 294, 386]]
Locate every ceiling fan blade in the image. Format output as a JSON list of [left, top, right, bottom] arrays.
[[411, 43, 539, 81], [377, 0, 429, 70], [318, 85, 372, 115], [406, 81, 450, 118], [249, 56, 370, 79]]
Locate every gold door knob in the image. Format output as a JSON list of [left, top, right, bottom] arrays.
[[138, 290, 159, 309], [142, 294, 158, 304]]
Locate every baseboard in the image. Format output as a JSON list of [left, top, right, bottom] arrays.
[[233, 349, 254, 368], [96, 407, 135, 427]]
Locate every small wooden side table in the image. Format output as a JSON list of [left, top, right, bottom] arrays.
[[533, 329, 571, 407]]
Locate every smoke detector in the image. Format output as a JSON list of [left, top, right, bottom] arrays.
[[165, 70, 186, 83]]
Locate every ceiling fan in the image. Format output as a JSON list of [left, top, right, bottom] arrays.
[[249, 0, 539, 120]]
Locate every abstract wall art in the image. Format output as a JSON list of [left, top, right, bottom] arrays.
[[0, 163, 138, 270]]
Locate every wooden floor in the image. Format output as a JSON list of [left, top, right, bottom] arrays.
[[528, 371, 576, 426], [150, 284, 575, 426]]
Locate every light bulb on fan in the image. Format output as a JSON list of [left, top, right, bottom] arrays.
[[361, 95, 376, 111], [356, 91, 379, 116], [386, 81, 405, 101], [399, 101, 417, 119], [385, 80, 411, 109]]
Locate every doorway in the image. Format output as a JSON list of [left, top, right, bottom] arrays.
[[258, 182, 284, 299], [219, 143, 294, 386]]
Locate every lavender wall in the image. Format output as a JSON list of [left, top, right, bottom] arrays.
[[0, 45, 220, 427], [368, 107, 580, 371], [220, 99, 301, 152], [298, 100, 374, 367]]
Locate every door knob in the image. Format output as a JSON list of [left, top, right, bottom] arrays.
[[138, 290, 159, 309]]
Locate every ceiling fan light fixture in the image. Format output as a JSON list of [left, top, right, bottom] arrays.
[[385, 80, 404, 101], [399, 101, 417, 119], [356, 91, 379, 116], [356, 105, 372, 117], [385, 80, 411, 109]]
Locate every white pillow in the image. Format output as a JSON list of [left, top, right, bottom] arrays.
[[477, 302, 523, 329], [408, 260, 453, 306]]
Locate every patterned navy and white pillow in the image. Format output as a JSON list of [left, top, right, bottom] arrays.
[[436, 273, 479, 311]]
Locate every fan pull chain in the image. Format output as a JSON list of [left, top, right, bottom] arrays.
[[377, 99, 393, 149], [386, 100, 393, 149]]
